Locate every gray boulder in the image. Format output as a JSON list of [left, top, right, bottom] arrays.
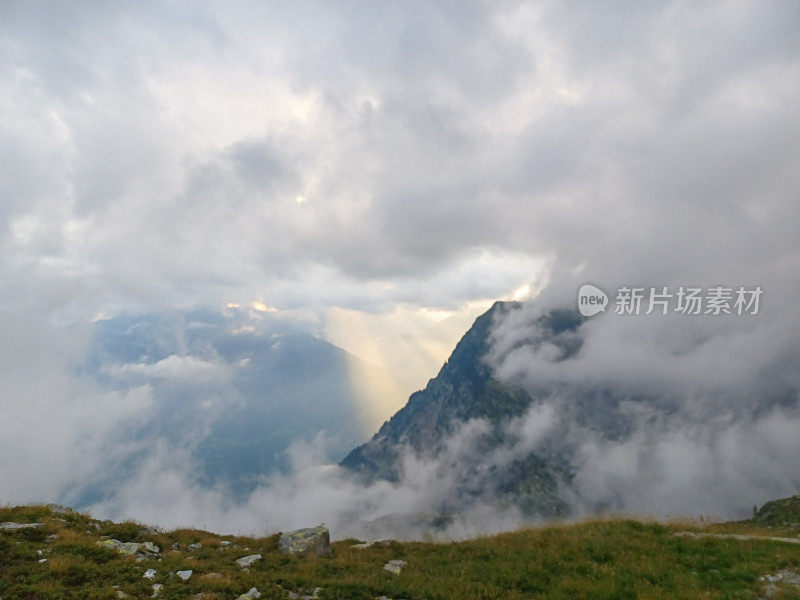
[[98, 539, 161, 560], [279, 525, 330, 556], [236, 588, 261, 600]]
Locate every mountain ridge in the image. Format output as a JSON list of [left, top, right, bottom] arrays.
[[340, 300, 586, 518]]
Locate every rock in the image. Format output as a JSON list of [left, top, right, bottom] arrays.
[[45, 504, 74, 515], [279, 525, 330, 556], [236, 588, 261, 600], [151, 583, 163, 598], [759, 568, 800, 598], [188, 542, 202, 550], [236, 553, 262, 568], [99, 539, 161, 559], [0, 522, 43, 530], [176, 569, 193, 581], [383, 559, 407, 574], [287, 588, 321, 600], [143, 569, 157, 579], [38, 558, 48, 563], [220, 540, 231, 546]]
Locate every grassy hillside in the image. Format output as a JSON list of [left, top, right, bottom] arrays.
[[2, 505, 800, 600]]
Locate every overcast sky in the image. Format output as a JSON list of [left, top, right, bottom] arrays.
[[1, 1, 799, 528], [2, 1, 798, 319]]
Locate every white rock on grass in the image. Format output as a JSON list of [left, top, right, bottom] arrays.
[[236, 588, 261, 600], [236, 554, 262, 568], [143, 569, 157, 579], [383, 560, 407, 574], [151, 583, 163, 598], [176, 570, 193, 581]]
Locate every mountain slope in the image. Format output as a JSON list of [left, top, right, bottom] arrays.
[[341, 301, 585, 517]]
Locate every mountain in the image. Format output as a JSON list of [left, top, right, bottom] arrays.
[[342, 297, 800, 522], [74, 307, 405, 502], [341, 301, 585, 517]]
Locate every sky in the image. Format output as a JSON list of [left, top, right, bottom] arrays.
[[1, 1, 799, 535]]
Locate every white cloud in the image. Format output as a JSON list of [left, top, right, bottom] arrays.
[[107, 354, 228, 382], [0, 0, 798, 535]]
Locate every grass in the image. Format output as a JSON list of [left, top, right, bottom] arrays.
[[2, 505, 800, 599]]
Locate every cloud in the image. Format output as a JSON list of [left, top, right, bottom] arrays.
[[486, 289, 800, 519], [0, 306, 155, 504], [2, 1, 796, 316], [86, 409, 557, 540], [0, 0, 798, 538], [106, 354, 229, 382]]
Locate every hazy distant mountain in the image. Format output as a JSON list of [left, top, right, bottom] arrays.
[[76, 307, 404, 501]]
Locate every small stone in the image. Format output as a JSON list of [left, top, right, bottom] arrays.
[[143, 569, 157, 579], [45, 504, 74, 515], [236, 588, 261, 600], [151, 583, 163, 598], [38, 558, 48, 563], [188, 542, 202, 550], [176, 569, 193, 581], [236, 554, 262, 568], [220, 540, 231, 546], [99, 539, 161, 560], [383, 560, 407, 575]]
